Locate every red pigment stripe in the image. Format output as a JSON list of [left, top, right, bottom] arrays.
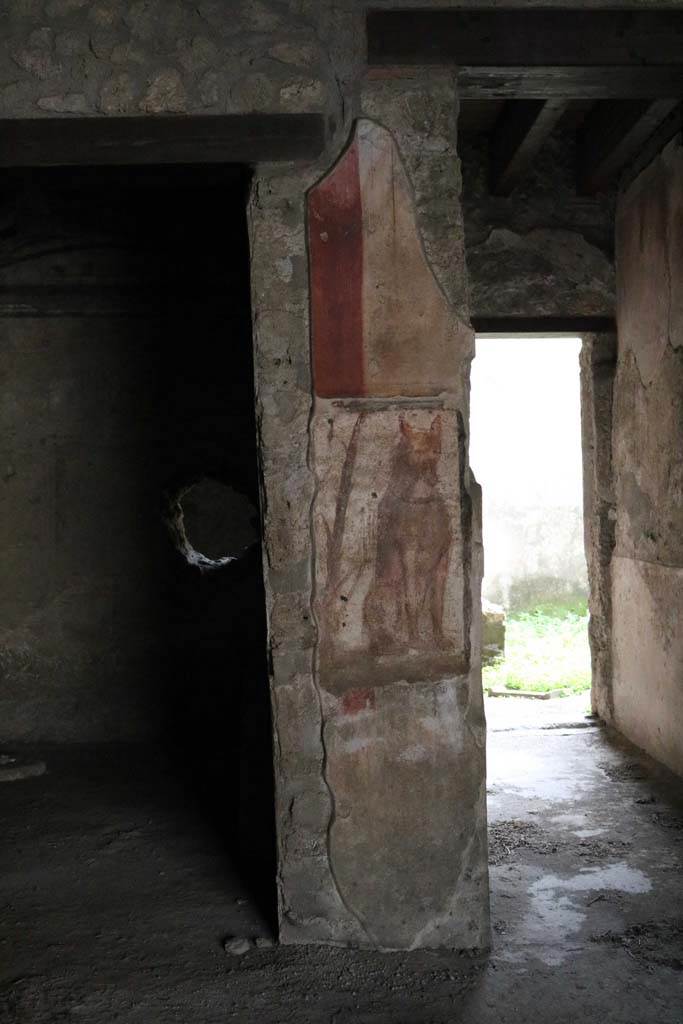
[[308, 135, 365, 397]]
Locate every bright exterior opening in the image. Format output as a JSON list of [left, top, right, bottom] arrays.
[[470, 335, 591, 701]]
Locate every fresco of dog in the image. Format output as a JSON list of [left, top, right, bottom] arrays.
[[363, 415, 452, 654]]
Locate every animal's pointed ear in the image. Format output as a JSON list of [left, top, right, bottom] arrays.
[[399, 415, 411, 437], [430, 415, 442, 439]]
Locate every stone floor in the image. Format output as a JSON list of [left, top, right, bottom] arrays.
[[1, 697, 682, 1023]]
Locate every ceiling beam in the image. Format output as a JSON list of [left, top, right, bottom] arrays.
[[619, 103, 683, 193], [0, 114, 326, 168], [455, 67, 683, 101], [368, 10, 683, 66], [578, 99, 680, 194], [367, 10, 683, 98], [490, 99, 568, 196]]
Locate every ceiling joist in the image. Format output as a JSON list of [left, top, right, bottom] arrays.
[[579, 99, 680, 195], [619, 103, 683, 193], [490, 100, 568, 196], [369, 9, 683, 193]]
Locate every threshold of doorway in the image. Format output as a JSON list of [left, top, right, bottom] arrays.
[[486, 686, 565, 700]]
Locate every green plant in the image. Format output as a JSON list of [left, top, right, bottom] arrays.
[[483, 602, 591, 695]]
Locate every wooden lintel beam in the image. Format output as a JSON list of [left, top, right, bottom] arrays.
[[490, 99, 568, 196], [472, 316, 616, 335], [579, 99, 680, 194], [0, 113, 326, 168], [368, 10, 683, 68]]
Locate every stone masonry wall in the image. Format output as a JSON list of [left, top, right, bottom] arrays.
[[3, 1, 677, 128], [0, 1, 348, 120]]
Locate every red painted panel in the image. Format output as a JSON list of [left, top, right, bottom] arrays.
[[308, 137, 365, 397], [341, 688, 376, 716]]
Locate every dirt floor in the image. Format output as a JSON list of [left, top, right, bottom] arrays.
[[1, 697, 682, 1023]]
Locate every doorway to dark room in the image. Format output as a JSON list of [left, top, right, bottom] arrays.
[[0, 162, 276, 922]]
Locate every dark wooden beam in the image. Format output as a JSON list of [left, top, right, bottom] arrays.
[[472, 316, 616, 336], [619, 102, 683, 193], [367, 10, 683, 98], [490, 99, 568, 196], [0, 164, 249, 192], [368, 10, 683, 67], [456, 67, 683, 101], [0, 114, 326, 168], [579, 99, 680, 194]]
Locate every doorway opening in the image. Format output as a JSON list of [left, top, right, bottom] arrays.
[[0, 163, 276, 924], [470, 334, 591, 727]]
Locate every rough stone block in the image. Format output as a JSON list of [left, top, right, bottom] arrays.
[[197, 70, 223, 108], [482, 599, 505, 664], [37, 93, 88, 113], [12, 46, 62, 81], [98, 72, 136, 114], [229, 73, 277, 114], [139, 69, 188, 114], [179, 35, 218, 73], [279, 77, 327, 112], [54, 32, 89, 58]]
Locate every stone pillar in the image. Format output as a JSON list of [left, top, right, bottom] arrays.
[[250, 72, 489, 949]]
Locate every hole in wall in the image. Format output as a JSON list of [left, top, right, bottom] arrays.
[[166, 477, 259, 571]]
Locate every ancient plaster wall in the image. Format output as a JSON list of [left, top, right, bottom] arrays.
[[460, 130, 615, 318], [611, 139, 683, 776], [580, 333, 616, 720], [249, 68, 489, 948]]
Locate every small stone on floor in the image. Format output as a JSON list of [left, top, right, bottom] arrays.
[[223, 936, 253, 956]]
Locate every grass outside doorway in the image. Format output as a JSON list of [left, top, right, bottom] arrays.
[[483, 599, 591, 696]]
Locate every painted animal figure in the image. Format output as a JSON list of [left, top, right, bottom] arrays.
[[363, 415, 452, 653]]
